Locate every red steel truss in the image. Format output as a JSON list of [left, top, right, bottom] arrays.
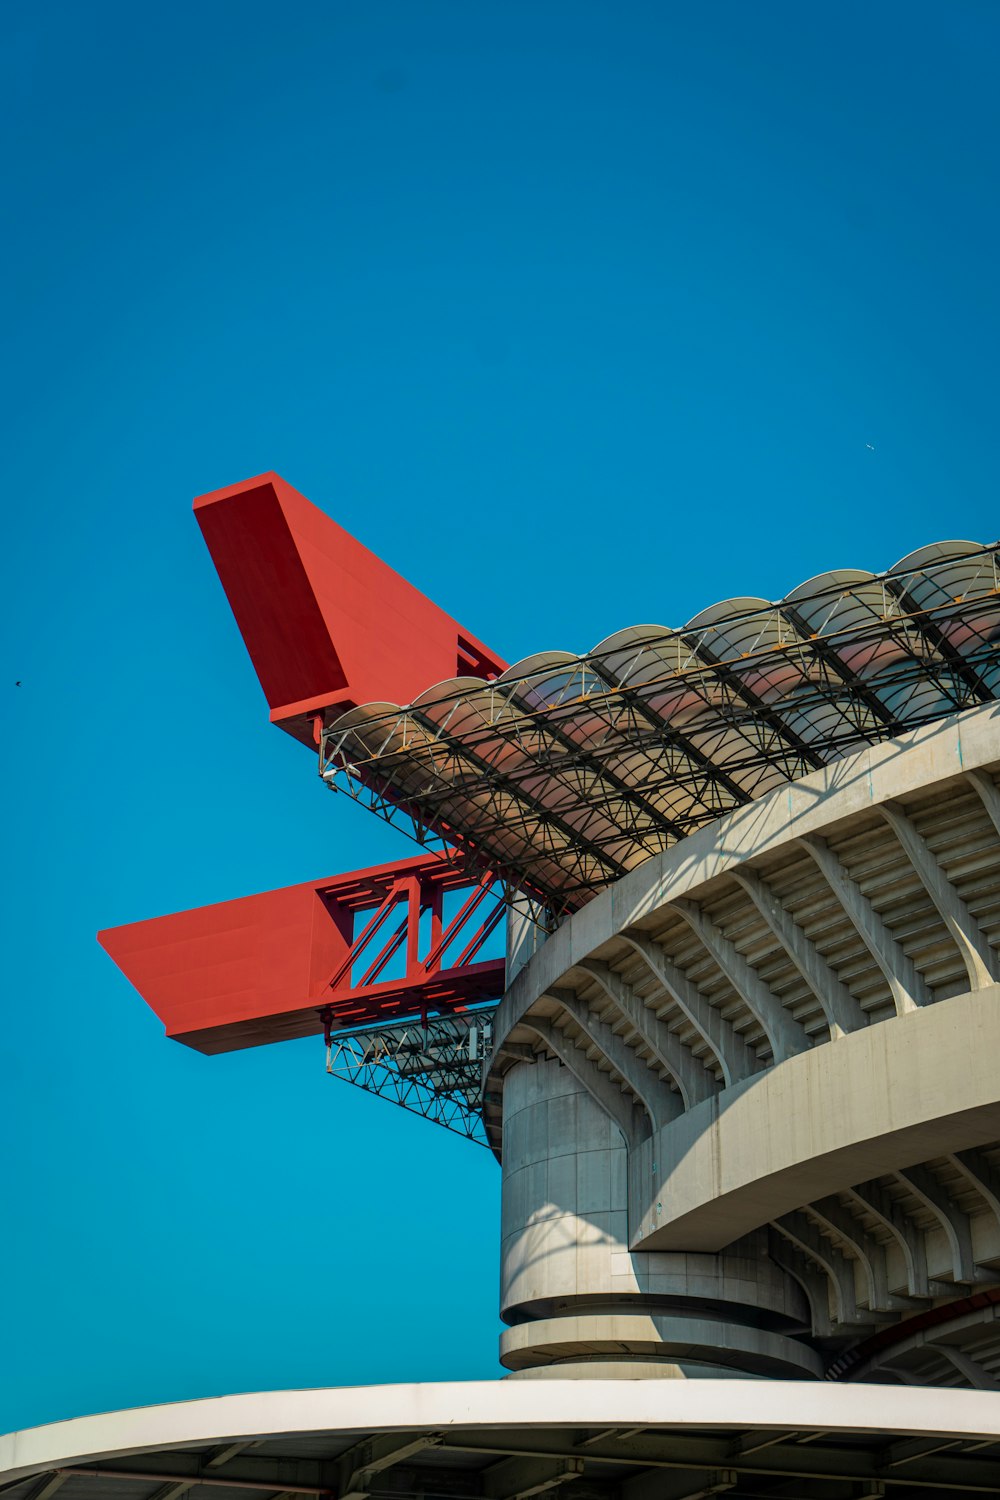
[[102, 473, 513, 1074], [100, 853, 506, 1054]]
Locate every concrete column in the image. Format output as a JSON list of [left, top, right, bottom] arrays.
[[499, 1057, 816, 1379]]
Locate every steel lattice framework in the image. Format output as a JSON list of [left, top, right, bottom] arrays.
[[324, 1009, 494, 1143], [320, 541, 1000, 911]]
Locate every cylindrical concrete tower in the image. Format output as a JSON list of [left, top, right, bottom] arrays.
[[499, 1055, 815, 1378], [487, 704, 1000, 1386]]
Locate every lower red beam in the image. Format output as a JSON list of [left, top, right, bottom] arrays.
[[99, 853, 506, 1055]]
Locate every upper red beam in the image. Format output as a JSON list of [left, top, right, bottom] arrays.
[[194, 473, 507, 748]]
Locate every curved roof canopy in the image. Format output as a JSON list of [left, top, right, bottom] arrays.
[[321, 541, 1000, 910], [7, 1381, 1000, 1500]]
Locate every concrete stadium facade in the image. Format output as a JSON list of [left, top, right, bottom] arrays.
[[69, 485, 1000, 1500], [491, 702, 1000, 1387]]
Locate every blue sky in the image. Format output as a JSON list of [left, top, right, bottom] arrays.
[[2, 0, 998, 1432]]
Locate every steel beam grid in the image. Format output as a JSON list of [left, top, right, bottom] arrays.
[[320, 672, 995, 910], [320, 550, 1000, 911], [28, 1420, 1000, 1499], [17, 1428, 1000, 1500], [324, 1009, 497, 1143]]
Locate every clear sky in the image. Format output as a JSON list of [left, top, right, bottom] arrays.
[[2, 0, 998, 1433]]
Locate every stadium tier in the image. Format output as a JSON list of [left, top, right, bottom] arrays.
[[91, 475, 1000, 1427]]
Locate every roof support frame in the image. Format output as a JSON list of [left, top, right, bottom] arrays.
[[885, 574, 998, 707], [504, 686, 690, 850], [575, 958, 716, 1110], [407, 717, 622, 882], [406, 701, 636, 888], [316, 563, 1000, 911], [680, 629, 827, 772], [894, 1165, 980, 1286], [731, 867, 867, 1039], [771, 1211, 868, 1327], [552, 990, 678, 1131], [780, 599, 904, 734], [585, 657, 754, 817], [845, 1180, 940, 1301], [879, 802, 998, 990], [620, 933, 756, 1087], [798, 835, 931, 1013], [521, 1017, 644, 1147], [670, 899, 810, 1063], [949, 1149, 1000, 1231], [806, 1196, 904, 1313]]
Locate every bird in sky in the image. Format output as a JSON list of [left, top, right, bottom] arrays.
[[866, 443, 876, 451]]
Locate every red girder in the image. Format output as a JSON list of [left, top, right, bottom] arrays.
[[100, 475, 511, 1052], [99, 854, 506, 1055], [194, 472, 507, 748]]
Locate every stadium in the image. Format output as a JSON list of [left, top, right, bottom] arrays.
[[7, 472, 1000, 1497]]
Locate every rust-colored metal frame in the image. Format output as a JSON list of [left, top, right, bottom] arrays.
[[100, 854, 506, 1054]]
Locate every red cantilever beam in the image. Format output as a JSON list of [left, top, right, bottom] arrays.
[[99, 854, 506, 1055], [194, 473, 507, 748], [99, 479, 510, 1053]]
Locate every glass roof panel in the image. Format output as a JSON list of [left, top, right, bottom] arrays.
[[319, 541, 1000, 910]]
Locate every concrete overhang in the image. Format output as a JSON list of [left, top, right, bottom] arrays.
[[9, 1381, 1000, 1487], [632, 983, 1000, 1251]]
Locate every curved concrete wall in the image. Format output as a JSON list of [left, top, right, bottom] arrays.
[[631, 985, 1000, 1251], [500, 1058, 810, 1375], [489, 704, 1000, 1382], [491, 704, 1000, 1069]]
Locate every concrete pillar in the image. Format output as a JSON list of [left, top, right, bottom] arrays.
[[499, 1057, 818, 1379], [506, 897, 551, 984]]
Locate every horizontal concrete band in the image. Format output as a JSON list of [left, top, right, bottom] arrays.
[[505, 1361, 694, 1380], [634, 984, 1000, 1252], [499, 1060, 806, 1326], [499, 1314, 823, 1378], [14, 1380, 1000, 1483]]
